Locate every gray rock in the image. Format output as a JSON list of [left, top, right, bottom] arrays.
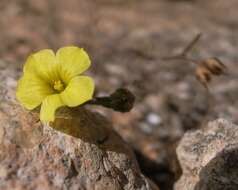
[[175, 119, 238, 190]]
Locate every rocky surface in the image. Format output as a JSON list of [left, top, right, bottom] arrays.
[[0, 63, 158, 190], [175, 119, 238, 190], [1, 1, 238, 189]]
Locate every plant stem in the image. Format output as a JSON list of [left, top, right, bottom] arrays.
[[181, 33, 202, 56], [161, 33, 202, 64]]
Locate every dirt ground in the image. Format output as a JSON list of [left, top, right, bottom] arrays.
[[1, 0, 238, 189]]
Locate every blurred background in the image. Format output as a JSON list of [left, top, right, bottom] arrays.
[[1, 0, 238, 189]]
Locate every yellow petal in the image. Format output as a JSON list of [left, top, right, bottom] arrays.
[[16, 73, 54, 110], [56, 46, 91, 84], [40, 94, 64, 122], [24, 49, 58, 83], [60, 76, 94, 107]]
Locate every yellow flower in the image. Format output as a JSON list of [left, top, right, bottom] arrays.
[[16, 46, 95, 122]]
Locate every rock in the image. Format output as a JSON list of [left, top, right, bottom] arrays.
[[0, 64, 159, 190], [175, 119, 238, 190]]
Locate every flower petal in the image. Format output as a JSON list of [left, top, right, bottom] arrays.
[[16, 73, 54, 110], [60, 76, 94, 107], [24, 49, 58, 83], [56, 46, 91, 84], [40, 94, 64, 122]]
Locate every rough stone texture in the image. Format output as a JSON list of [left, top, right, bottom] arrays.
[[0, 62, 159, 190], [175, 119, 238, 190]]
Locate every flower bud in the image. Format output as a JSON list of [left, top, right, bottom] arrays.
[[202, 58, 226, 75], [195, 65, 212, 88]]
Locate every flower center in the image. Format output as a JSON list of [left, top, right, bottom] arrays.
[[53, 80, 64, 92]]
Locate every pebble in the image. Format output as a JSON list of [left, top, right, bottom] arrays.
[[146, 113, 162, 126]]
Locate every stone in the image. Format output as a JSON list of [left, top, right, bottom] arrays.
[[175, 119, 238, 190], [0, 62, 159, 190]]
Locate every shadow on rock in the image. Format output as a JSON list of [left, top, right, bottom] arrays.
[[51, 107, 134, 155], [195, 145, 238, 190]]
